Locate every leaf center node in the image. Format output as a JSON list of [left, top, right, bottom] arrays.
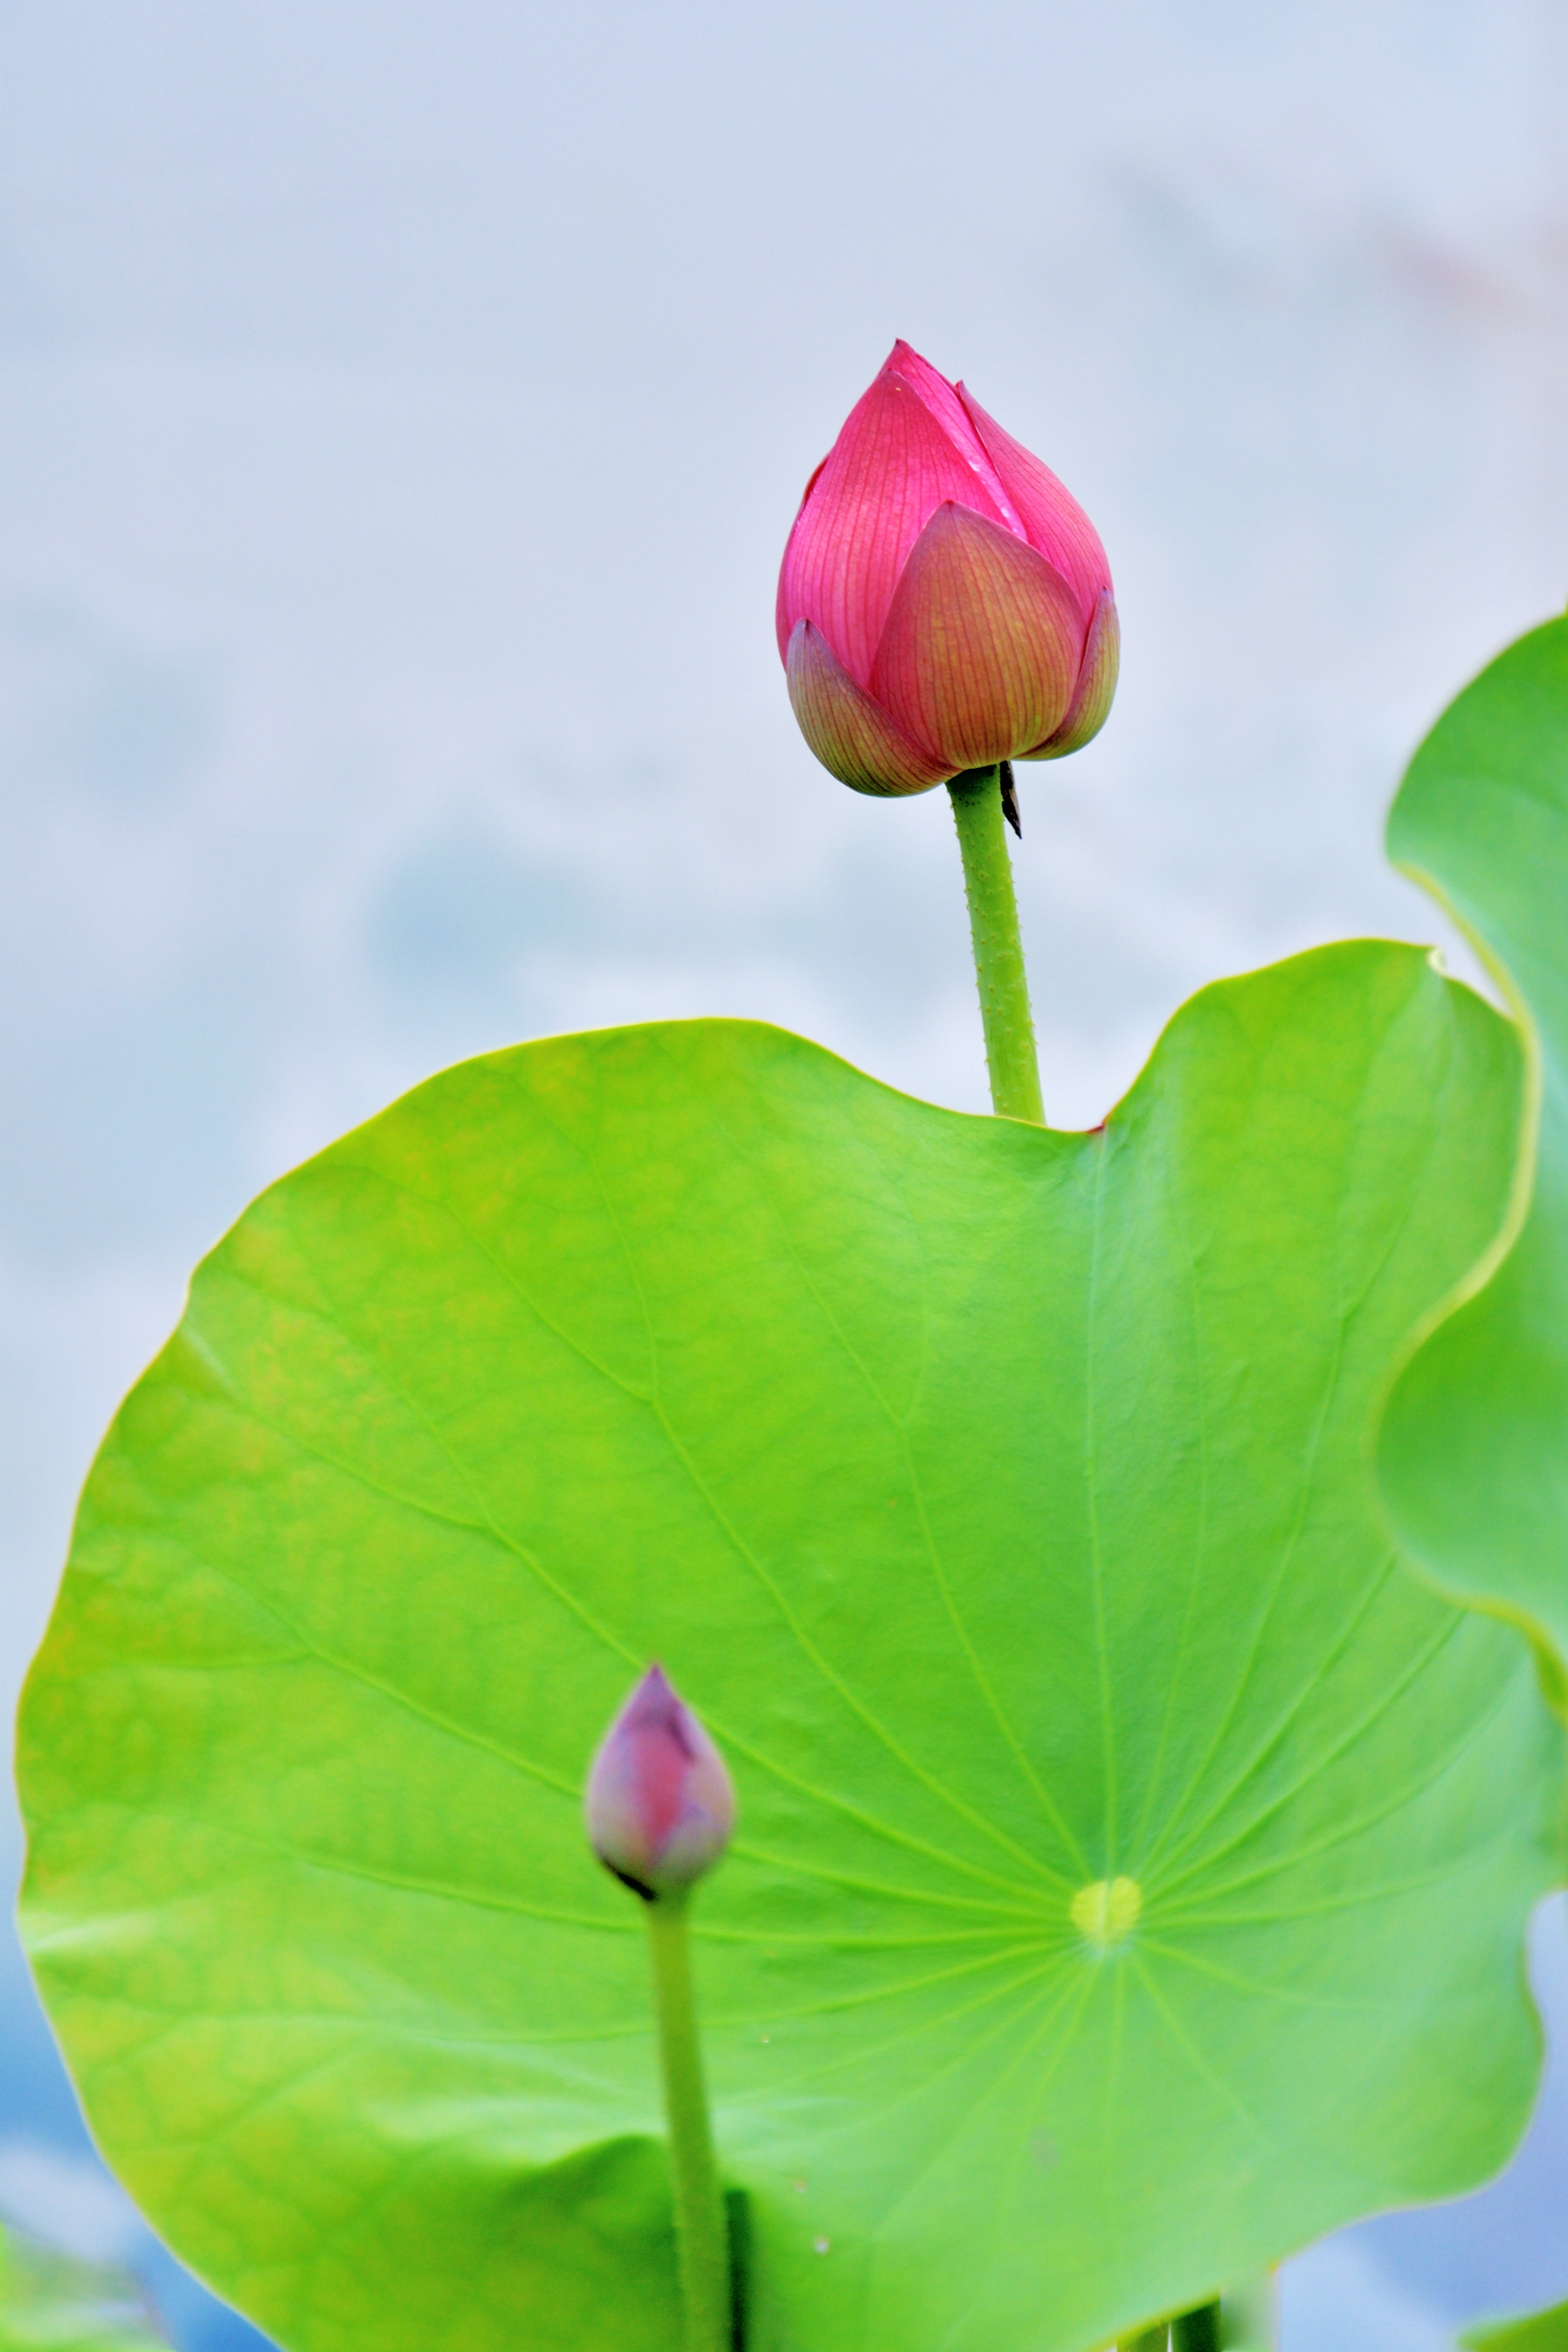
[[1070, 1876, 1143, 1950]]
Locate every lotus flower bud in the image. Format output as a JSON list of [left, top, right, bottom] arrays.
[[584, 1664, 736, 1901], [777, 341, 1118, 797]]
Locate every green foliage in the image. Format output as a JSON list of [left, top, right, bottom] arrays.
[[19, 939, 1562, 2352], [1381, 614, 1568, 1717], [1463, 2301, 1568, 2352], [0, 2223, 164, 2352]]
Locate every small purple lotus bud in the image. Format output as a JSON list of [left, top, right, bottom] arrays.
[[584, 1664, 736, 1901]]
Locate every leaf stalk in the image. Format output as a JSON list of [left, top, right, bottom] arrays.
[[1173, 2302, 1221, 2351]]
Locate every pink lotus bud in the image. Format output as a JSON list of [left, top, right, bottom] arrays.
[[777, 341, 1118, 797], [584, 1664, 736, 1901]]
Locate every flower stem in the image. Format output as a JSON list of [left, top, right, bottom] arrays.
[[947, 765, 1045, 1124], [1120, 2329, 1170, 2351], [645, 1894, 731, 2352]]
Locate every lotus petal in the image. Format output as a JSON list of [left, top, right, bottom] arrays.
[[785, 619, 953, 796], [869, 502, 1083, 772], [1022, 589, 1121, 760], [958, 385, 1112, 626]]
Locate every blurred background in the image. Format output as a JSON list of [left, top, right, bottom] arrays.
[[3, 1, 1568, 2344]]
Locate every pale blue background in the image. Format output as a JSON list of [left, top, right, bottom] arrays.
[[3, 2, 1568, 2344]]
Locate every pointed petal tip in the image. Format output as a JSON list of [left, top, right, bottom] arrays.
[[621, 1660, 678, 1722], [883, 336, 929, 377]]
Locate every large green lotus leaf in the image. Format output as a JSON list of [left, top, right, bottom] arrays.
[[1381, 615, 1568, 1713], [0, 2224, 167, 2352], [1464, 2303, 1568, 2352], [18, 948, 1563, 2352]]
